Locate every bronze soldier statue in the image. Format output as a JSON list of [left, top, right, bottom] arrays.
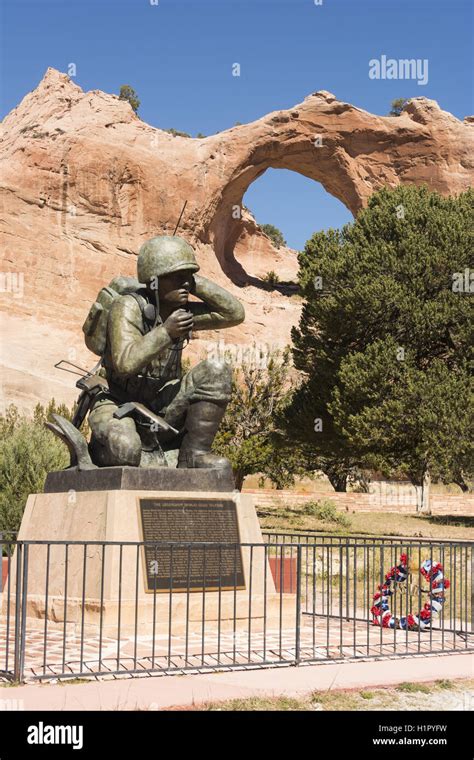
[[49, 236, 245, 472]]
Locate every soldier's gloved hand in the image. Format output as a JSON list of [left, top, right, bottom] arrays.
[[163, 309, 194, 339]]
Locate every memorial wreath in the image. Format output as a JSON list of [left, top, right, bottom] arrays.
[[371, 553, 450, 631]]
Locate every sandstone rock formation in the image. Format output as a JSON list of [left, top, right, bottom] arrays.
[[1, 68, 472, 410]]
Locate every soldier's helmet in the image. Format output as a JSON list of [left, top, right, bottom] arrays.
[[137, 235, 200, 284]]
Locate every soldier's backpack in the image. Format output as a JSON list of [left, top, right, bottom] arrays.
[[82, 276, 144, 356]]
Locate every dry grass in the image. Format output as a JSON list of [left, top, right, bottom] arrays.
[[177, 678, 474, 712], [258, 505, 474, 541]]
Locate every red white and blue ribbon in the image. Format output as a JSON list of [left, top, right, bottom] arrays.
[[371, 553, 450, 631]]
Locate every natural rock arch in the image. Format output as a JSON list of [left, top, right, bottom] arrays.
[[0, 68, 472, 408], [187, 89, 472, 280]]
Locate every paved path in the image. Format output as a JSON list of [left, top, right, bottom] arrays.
[[1, 651, 472, 711], [2, 618, 470, 682]]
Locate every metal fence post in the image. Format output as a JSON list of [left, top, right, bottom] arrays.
[[471, 546, 473, 633], [18, 543, 29, 682], [13, 543, 22, 682], [295, 545, 302, 665]]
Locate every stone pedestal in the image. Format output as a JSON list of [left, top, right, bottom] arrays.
[[4, 468, 296, 636]]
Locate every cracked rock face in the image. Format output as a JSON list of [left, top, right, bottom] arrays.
[[1, 68, 473, 410]]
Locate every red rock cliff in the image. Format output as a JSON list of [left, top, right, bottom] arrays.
[[1, 69, 472, 410]]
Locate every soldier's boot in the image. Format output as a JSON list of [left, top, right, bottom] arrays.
[[177, 400, 231, 471]]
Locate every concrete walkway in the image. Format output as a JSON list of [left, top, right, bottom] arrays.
[[1, 652, 472, 711]]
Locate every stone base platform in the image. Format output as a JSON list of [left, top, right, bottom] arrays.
[[3, 467, 295, 635], [44, 466, 235, 494], [5, 591, 297, 637]]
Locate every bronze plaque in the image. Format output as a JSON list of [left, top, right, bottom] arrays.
[[139, 498, 245, 592]]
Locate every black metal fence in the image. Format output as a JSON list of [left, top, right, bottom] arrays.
[[1, 533, 472, 682], [263, 532, 473, 661]]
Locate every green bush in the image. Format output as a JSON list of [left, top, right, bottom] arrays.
[[262, 270, 280, 286], [260, 224, 286, 249], [212, 348, 308, 490], [164, 127, 191, 138], [389, 98, 409, 116], [119, 85, 140, 114], [300, 499, 351, 528], [0, 403, 70, 535]]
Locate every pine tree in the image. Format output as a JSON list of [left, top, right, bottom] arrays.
[[286, 185, 473, 496]]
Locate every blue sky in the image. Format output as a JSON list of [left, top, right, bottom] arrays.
[[1, 0, 473, 249]]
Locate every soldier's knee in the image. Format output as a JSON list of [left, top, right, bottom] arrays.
[[201, 358, 232, 396], [201, 358, 232, 382], [107, 420, 141, 466]]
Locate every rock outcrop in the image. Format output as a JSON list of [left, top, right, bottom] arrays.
[[1, 68, 472, 410]]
